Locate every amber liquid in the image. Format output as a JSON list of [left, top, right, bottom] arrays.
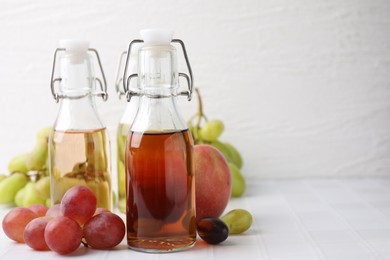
[[126, 129, 196, 252], [50, 128, 112, 210]]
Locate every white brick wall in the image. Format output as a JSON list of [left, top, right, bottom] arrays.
[[0, 0, 389, 178]]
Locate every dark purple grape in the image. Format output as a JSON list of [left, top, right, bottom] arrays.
[[197, 218, 229, 244]]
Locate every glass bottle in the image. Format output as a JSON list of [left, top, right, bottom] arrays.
[[49, 40, 112, 210], [124, 29, 195, 252], [114, 48, 139, 213]]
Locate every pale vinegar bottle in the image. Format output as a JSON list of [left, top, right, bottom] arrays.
[[49, 40, 112, 210], [115, 48, 139, 213]]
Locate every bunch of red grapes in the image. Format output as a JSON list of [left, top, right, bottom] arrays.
[[2, 185, 125, 255]]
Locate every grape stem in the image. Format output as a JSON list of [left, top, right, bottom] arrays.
[[81, 240, 89, 248], [187, 88, 208, 144], [27, 170, 47, 182], [195, 88, 207, 125]]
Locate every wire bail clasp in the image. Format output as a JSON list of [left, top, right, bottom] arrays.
[[122, 39, 193, 102], [50, 48, 108, 103], [114, 51, 128, 99]]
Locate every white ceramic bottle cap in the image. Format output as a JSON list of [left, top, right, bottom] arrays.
[[140, 29, 173, 45], [60, 39, 89, 53]]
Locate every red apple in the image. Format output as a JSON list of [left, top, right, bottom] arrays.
[[194, 145, 232, 221]]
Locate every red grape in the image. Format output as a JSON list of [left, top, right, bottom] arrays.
[[2, 207, 38, 243], [83, 212, 125, 249], [61, 185, 96, 225], [197, 218, 229, 244], [29, 204, 49, 217], [23, 217, 50, 250], [45, 204, 62, 218], [44, 216, 82, 254]]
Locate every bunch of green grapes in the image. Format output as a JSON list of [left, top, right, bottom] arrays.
[[0, 127, 52, 207], [188, 89, 246, 197]]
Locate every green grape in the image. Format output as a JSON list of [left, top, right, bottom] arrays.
[[8, 153, 29, 173], [116, 123, 129, 213], [36, 126, 52, 140], [211, 141, 243, 169], [211, 140, 234, 163], [0, 173, 29, 203], [86, 180, 111, 210], [118, 160, 125, 198], [224, 143, 243, 169], [26, 139, 48, 171], [14, 185, 26, 206], [116, 124, 130, 162], [199, 120, 224, 142], [44, 158, 49, 173], [221, 209, 253, 234], [112, 191, 117, 206], [35, 176, 51, 199], [71, 162, 86, 174], [0, 174, 7, 182], [52, 176, 87, 205], [43, 169, 50, 176], [22, 182, 46, 206], [45, 198, 51, 207], [229, 163, 246, 197], [118, 198, 126, 213]]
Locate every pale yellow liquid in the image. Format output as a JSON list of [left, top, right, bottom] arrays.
[[50, 128, 112, 210], [117, 123, 131, 213]]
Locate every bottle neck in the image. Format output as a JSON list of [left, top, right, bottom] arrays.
[[54, 95, 105, 131], [59, 52, 94, 98], [131, 95, 187, 133], [137, 44, 178, 94], [131, 43, 186, 133], [54, 51, 105, 131]]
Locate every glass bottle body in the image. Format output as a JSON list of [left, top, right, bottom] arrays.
[[49, 48, 112, 210], [50, 127, 112, 209], [117, 99, 138, 213], [126, 128, 196, 252], [125, 33, 196, 252], [125, 96, 196, 252]]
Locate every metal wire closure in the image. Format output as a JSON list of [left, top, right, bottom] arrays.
[[50, 48, 108, 103], [122, 40, 143, 102], [114, 51, 127, 99], [172, 39, 193, 101], [122, 39, 193, 102]]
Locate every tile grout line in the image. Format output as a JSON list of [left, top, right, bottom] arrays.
[[305, 179, 384, 260], [246, 181, 271, 260], [275, 180, 328, 260], [335, 179, 390, 226], [334, 179, 390, 259]]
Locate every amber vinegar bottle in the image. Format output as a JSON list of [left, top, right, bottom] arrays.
[[123, 29, 195, 252], [49, 40, 112, 210]]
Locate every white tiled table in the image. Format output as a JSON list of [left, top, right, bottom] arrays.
[[1, 178, 389, 260]]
